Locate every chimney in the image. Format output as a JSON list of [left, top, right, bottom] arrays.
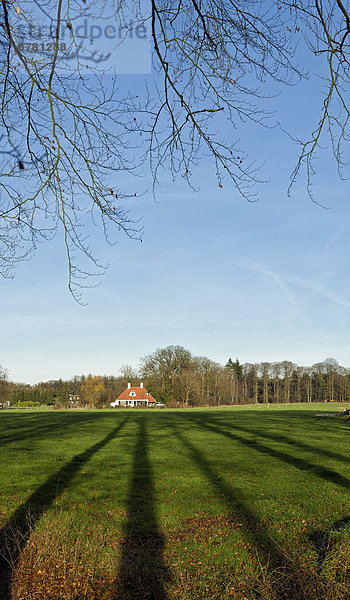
[[127, 382, 131, 389], [140, 382, 143, 388]]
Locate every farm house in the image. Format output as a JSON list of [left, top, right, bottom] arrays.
[[111, 383, 157, 408]]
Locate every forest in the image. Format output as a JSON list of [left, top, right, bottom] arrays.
[[0, 347, 349, 408]]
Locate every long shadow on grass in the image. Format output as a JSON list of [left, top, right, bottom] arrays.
[[114, 416, 169, 600], [0, 417, 128, 600], [171, 423, 312, 600], [310, 516, 350, 568], [204, 413, 350, 468], [180, 416, 350, 491], [0, 411, 116, 448]]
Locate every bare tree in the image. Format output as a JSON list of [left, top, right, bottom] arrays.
[[195, 356, 220, 405], [0, 364, 8, 380], [243, 362, 259, 403], [304, 366, 314, 403], [280, 360, 295, 403], [287, 0, 350, 200], [120, 364, 140, 383], [0, 2, 151, 300], [1, 1, 348, 296], [0, 0, 304, 297], [271, 362, 282, 403], [0, 364, 10, 405], [259, 362, 271, 404], [312, 361, 327, 401], [323, 357, 340, 402], [339, 365, 350, 402], [140, 345, 192, 401]]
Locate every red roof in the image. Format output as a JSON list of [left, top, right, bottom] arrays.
[[116, 386, 156, 402]]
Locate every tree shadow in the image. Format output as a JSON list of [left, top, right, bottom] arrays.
[[180, 415, 350, 491], [203, 413, 350, 467], [0, 417, 128, 600], [0, 411, 116, 448], [170, 423, 313, 600], [309, 516, 350, 568], [114, 416, 169, 600]]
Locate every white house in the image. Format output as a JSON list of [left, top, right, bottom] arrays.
[[111, 383, 156, 408]]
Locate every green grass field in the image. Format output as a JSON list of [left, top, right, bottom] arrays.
[[0, 404, 349, 599]]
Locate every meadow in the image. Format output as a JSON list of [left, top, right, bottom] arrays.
[[0, 404, 349, 599]]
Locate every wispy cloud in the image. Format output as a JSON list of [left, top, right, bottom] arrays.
[[226, 256, 350, 309]]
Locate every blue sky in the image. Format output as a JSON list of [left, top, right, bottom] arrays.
[[2, 31, 350, 384]]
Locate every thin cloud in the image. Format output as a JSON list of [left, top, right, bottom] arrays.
[[227, 256, 350, 309]]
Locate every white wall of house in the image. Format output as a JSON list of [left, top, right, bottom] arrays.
[[110, 399, 150, 407]]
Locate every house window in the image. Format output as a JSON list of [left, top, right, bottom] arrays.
[[129, 390, 136, 397]]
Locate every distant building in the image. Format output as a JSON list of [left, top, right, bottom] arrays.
[[111, 383, 156, 408], [68, 394, 80, 406]]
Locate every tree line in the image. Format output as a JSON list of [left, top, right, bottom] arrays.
[[1, 348, 349, 408]]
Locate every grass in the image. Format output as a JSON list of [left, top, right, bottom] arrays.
[[0, 403, 349, 599]]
